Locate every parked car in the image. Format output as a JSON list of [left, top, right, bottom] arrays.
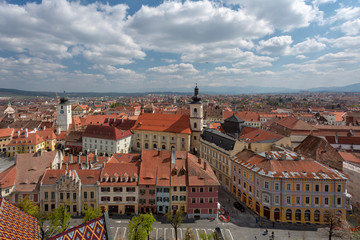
[[233, 201, 245, 212], [214, 227, 224, 240]]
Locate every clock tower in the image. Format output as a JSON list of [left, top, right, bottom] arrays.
[[57, 95, 72, 132], [189, 84, 203, 154]]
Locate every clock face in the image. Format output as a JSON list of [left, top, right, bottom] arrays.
[[60, 110, 64, 114]]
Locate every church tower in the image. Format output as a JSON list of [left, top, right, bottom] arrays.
[[190, 84, 203, 154], [57, 95, 72, 133]]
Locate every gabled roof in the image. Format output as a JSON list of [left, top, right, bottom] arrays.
[[131, 113, 191, 134], [223, 110, 260, 122], [0, 197, 38, 240], [274, 116, 316, 131], [187, 153, 220, 186], [83, 125, 132, 140], [48, 214, 111, 240], [100, 160, 139, 186], [239, 127, 285, 143], [8, 131, 44, 146], [0, 165, 16, 188], [0, 128, 14, 138]]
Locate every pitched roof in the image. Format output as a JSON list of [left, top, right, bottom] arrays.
[[187, 153, 220, 186], [223, 110, 260, 122], [8, 131, 44, 146], [15, 151, 58, 192], [83, 125, 132, 140], [0, 197, 38, 240], [233, 150, 347, 180], [239, 127, 285, 143], [0, 165, 16, 188], [48, 214, 111, 240], [0, 128, 14, 138], [42, 169, 101, 185], [131, 113, 191, 134], [274, 116, 316, 131], [339, 152, 360, 164], [201, 128, 236, 151], [100, 159, 139, 186]]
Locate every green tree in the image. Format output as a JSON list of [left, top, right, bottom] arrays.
[[17, 196, 39, 217], [82, 206, 102, 223], [127, 215, 147, 240], [140, 213, 156, 240], [183, 227, 195, 240], [199, 231, 214, 240], [49, 205, 72, 234], [166, 210, 184, 240]]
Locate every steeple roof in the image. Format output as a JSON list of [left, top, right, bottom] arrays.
[[190, 84, 201, 104]]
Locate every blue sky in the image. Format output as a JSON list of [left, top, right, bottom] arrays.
[[0, 0, 359, 92]]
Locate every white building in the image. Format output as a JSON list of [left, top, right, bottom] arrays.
[[57, 96, 72, 132], [82, 125, 132, 156]]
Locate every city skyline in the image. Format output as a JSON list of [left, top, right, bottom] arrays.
[[0, 0, 359, 92]]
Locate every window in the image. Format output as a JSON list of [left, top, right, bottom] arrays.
[[164, 188, 170, 193], [296, 183, 300, 191], [126, 187, 135, 192], [44, 192, 48, 200], [145, 143, 148, 149], [91, 192, 94, 199], [114, 187, 123, 192], [44, 204, 48, 211], [101, 197, 110, 201], [192, 198, 196, 203], [264, 195, 270, 204], [325, 197, 329, 205], [200, 188, 204, 192], [73, 205, 77, 213], [194, 123, 197, 128], [67, 193, 70, 200], [51, 192, 55, 200], [275, 196, 279, 204], [173, 187, 177, 191], [325, 185, 329, 192], [286, 183, 291, 191], [157, 188, 163, 193], [114, 197, 122, 202], [337, 184, 342, 192], [315, 184, 319, 192], [209, 198, 213, 203], [286, 196, 291, 204], [180, 186, 186, 191], [305, 197, 310, 205], [264, 181, 269, 189], [84, 192, 88, 199], [180, 196, 186, 201], [315, 197, 319, 205], [60, 193, 64, 200], [296, 196, 301, 205], [243, 182, 246, 189], [172, 196, 178, 201], [209, 187, 213, 192], [337, 197, 341, 205], [126, 197, 136, 202], [249, 185, 252, 192], [305, 184, 310, 191], [275, 183, 279, 190], [101, 187, 110, 192], [73, 193, 76, 200], [200, 198, 204, 203]]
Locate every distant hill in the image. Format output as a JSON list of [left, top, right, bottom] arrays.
[[1, 83, 360, 97]]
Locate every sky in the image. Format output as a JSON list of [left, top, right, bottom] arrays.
[[0, 0, 360, 92]]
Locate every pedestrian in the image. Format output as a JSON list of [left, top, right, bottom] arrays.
[[272, 231, 274, 239], [255, 237, 257, 240], [288, 232, 290, 238]]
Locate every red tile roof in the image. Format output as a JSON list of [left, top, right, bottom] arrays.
[[339, 152, 360, 164], [187, 153, 220, 186], [8, 131, 44, 146], [274, 116, 316, 131], [83, 125, 132, 140], [0, 128, 14, 138], [239, 127, 285, 143], [0, 165, 16, 188], [100, 160, 139, 186], [223, 110, 260, 122], [131, 113, 191, 134], [42, 169, 101, 185]]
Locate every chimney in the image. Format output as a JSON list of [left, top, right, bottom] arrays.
[[56, 127, 61, 135], [25, 128, 28, 138], [77, 155, 81, 164], [43, 126, 46, 130], [204, 161, 207, 170], [94, 154, 98, 163], [198, 157, 201, 164], [95, 149, 98, 156], [17, 130, 20, 137], [121, 117, 124, 124], [69, 154, 73, 164], [33, 128, 37, 133], [65, 162, 68, 170]]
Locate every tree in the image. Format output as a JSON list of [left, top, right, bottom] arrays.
[[199, 231, 214, 240], [140, 213, 156, 240], [127, 215, 147, 240], [82, 206, 102, 223], [49, 205, 72, 234], [166, 210, 184, 240], [17, 196, 39, 217], [326, 213, 351, 240], [183, 227, 195, 240]]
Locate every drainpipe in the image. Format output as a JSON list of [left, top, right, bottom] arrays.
[[280, 178, 283, 222]]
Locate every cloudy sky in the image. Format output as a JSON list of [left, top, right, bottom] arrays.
[[0, 0, 359, 92]]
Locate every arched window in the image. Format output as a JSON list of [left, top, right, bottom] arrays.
[[171, 146, 175, 150], [305, 209, 311, 221], [194, 122, 197, 129], [324, 211, 330, 223], [145, 143, 149, 149], [162, 145, 166, 150], [286, 209, 292, 220], [274, 208, 280, 221], [295, 209, 301, 221], [314, 210, 320, 222], [153, 144, 157, 149]]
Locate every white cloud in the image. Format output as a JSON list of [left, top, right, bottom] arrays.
[[330, 6, 360, 22], [226, 0, 319, 31], [290, 38, 326, 55], [312, 0, 336, 6], [146, 63, 199, 75], [320, 36, 360, 49], [257, 36, 293, 55], [209, 66, 252, 75], [340, 18, 360, 35], [126, 0, 273, 54], [0, 0, 145, 65], [296, 55, 308, 59]]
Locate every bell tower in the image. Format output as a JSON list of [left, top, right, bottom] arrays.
[[190, 84, 203, 154], [57, 93, 72, 133]]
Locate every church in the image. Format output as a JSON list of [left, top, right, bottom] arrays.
[[131, 85, 204, 154]]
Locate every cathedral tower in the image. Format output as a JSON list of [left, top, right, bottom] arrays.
[[190, 84, 203, 154]]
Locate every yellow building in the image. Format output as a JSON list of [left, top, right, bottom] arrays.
[[0, 128, 14, 153], [170, 155, 188, 212], [7, 129, 46, 157], [231, 149, 350, 224]]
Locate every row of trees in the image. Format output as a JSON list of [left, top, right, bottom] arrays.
[[17, 197, 102, 240]]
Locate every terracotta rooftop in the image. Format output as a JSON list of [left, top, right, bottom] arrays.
[[83, 125, 132, 140], [0, 165, 16, 188], [223, 110, 260, 122], [0, 128, 14, 138], [239, 127, 285, 143], [8, 130, 44, 146], [131, 113, 191, 134], [187, 153, 220, 186], [274, 116, 316, 131], [100, 160, 139, 186], [233, 150, 347, 180]]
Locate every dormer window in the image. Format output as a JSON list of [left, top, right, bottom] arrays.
[[102, 177, 106, 182]]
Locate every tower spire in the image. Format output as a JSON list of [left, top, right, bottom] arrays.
[[191, 84, 201, 103]]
